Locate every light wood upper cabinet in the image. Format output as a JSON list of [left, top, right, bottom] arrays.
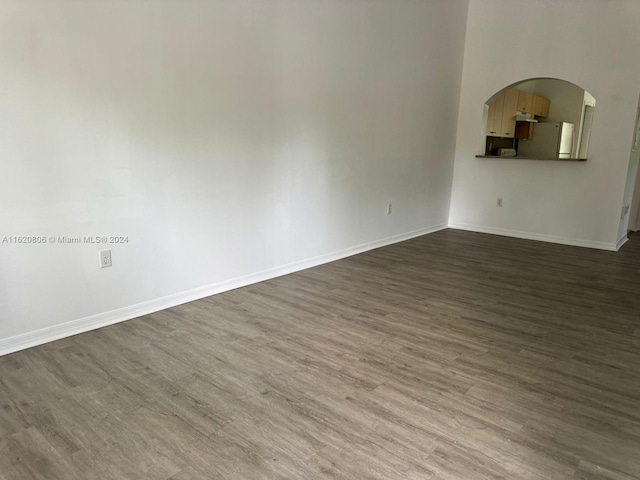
[[534, 95, 550, 117], [500, 89, 519, 138], [486, 95, 502, 136], [486, 89, 551, 138], [517, 91, 535, 114]]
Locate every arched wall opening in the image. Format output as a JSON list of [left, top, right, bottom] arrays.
[[481, 78, 595, 160]]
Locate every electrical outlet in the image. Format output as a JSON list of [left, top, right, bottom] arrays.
[[497, 197, 503, 207], [99, 249, 112, 268], [387, 204, 392, 215]]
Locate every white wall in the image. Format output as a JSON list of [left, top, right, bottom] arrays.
[[618, 101, 640, 239], [626, 98, 640, 233], [0, 0, 469, 353], [514, 80, 537, 95], [449, 0, 640, 250], [630, 163, 640, 231]]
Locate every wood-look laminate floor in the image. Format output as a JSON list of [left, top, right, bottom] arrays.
[[2, 229, 640, 480]]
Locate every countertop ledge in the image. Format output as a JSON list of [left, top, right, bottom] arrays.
[[476, 155, 587, 162]]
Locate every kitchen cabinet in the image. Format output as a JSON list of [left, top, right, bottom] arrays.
[[515, 122, 534, 140], [486, 95, 503, 136], [517, 91, 550, 117], [534, 95, 550, 117], [487, 89, 551, 138], [486, 89, 518, 138], [500, 89, 519, 137], [517, 91, 535, 114]]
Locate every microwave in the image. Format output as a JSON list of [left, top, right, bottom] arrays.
[[498, 148, 516, 157]]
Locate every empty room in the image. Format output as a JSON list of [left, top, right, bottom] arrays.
[[1, 0, 640, 479]]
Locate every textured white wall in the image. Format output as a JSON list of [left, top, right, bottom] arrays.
[[449, 0, 640, 250], [0, 0, 469, 350], [630, 162, 640, 231]]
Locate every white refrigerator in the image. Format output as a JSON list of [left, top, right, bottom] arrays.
[[518, 122, 575, 159]]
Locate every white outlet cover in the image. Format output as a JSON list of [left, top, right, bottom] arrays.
[[99, 249, 112, 268]]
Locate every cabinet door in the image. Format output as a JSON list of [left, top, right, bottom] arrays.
[[517, 91, 534, 114], [486, 95, 503, 136], [486, 102, 498, 135], [534, 96, 550, 117], [515, 122, 534, 140], [500, 89, 519, 137]]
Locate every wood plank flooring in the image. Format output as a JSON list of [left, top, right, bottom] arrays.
[[1, 229, 640, 479]]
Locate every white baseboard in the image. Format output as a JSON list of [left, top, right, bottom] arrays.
[[616, 235, 629, 251], [0, 223, 447, 356], [448, 222, 618, 251]]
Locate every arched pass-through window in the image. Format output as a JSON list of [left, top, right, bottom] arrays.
[[479, 78, 595, 161]]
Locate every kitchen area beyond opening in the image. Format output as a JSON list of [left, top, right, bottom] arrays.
[[479, 78, 595, 161]]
